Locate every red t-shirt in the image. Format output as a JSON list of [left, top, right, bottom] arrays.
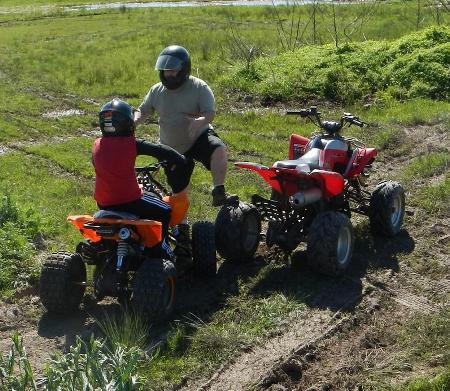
[[92, 137, 142, 206]]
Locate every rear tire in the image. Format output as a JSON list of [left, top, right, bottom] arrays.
[[369, 181, 405, 236], [40, 252, 86, 314], [307, 212, 354, 276], [131, 259, 176, 322], [215, 202, 261, 262], [192, 221, 217, 277]]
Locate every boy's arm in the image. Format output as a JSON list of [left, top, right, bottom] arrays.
[[136, 139, 186, 166]]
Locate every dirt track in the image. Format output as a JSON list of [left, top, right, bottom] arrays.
[[0, 123, 448, 389]]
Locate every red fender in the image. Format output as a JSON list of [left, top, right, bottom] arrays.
[[235, 162, 317, 197], [310, 170, 345, 199], [345, 148, 377, 178]]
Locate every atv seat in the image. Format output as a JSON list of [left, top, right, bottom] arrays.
[[93, 210, 139, 220], [274, 148, 321, 172]]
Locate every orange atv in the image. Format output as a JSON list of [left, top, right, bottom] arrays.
[[39, 162, 216, 321]]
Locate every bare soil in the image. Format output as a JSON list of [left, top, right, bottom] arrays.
[[0, 122, 448, 390]]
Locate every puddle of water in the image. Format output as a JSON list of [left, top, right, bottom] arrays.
[[42, 109, 84, 119], [0, 145, 10, 155], [65, 0, 318, 11], [0, 0, 338, 15]]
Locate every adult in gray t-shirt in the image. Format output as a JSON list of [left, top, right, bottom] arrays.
[[134, 45, 238, 212], [137, 74, 215, 154]]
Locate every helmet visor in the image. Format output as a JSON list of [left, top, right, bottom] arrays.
[[155, 55, 183, 71]]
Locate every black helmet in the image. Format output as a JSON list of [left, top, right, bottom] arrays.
[[155, 45, 191, 90], [99, 98, 135, 137]]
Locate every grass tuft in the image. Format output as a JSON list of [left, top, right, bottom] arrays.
[[96, 309, 150, 351]]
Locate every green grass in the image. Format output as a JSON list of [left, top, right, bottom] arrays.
[[403, 153, 449, 181], [24, 137, 95, 178], [396, 368, 450, 391], [363, 310, 450, 391], [0, 195, 42, 295], [391, 310, 450, 391], [0, 152, 95, 248], [413, 178, 450, 216]]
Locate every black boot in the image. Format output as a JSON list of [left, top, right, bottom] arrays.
[[211, 185, 239, 207], [173, 223, 193, 273]]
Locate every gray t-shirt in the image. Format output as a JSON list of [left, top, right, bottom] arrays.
[[138, 76, 215, 154]]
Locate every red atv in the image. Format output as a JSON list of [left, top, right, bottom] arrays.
[[215, 107, 405, 276], [39, 162, 216, 321]]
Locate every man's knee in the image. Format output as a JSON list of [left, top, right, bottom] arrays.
[[211, 145, 227, 163]]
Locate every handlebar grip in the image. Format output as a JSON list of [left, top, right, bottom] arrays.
[[286, 109, 310, 117], [352, 119, 364, 127]]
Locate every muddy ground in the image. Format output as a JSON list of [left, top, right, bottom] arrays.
[[0, 122, 448, 390]]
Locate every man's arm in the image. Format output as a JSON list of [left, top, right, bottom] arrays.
[[187, 111, 215, 135], [187, 82, 216, 136], [134, 89, 154, 126]]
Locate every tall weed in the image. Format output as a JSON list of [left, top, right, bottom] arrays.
[[0, 332, 145, 391]]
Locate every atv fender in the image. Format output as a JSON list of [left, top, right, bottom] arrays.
[[345, 148, 377, 178], [310, 170, 345, 199], [235, 162, 305, 196]]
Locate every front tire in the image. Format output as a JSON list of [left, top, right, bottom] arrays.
[[131, 259, 176, 322], [192, 221, 217, 277], [307, 212, 354, 276], [215, 202, 261, 262], [369, 181, 405, 236], [40, 252, 86, 314]]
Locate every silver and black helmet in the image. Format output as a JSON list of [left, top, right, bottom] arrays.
[[155, 45, 191, 90]]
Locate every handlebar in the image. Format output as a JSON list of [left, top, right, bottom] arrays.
[[135, 160, 168, 173], [286, 106, 365, 133], [135, 160, 169, 197]]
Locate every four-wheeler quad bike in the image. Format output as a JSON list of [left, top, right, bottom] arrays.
[[40, 161, 216, 321], [215, 107, 405, 276]]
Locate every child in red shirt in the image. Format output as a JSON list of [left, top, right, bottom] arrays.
[[93, 98, 188, 257]]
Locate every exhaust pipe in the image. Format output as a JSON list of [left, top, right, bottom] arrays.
[[291, 188, 322, 208]]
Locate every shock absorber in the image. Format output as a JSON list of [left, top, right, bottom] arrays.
[[116, 227, 131, 271]]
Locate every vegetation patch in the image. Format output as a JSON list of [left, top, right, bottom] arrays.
[[221, 27, 450, 104], [0, 194, 44, 295], [403, 152, 449, 181], [0, 332, 145, 390], [412, 178, 450, 216]]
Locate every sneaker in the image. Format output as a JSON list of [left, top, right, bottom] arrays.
[[173, 224, 193, 272], [212, 185, 239, 207]]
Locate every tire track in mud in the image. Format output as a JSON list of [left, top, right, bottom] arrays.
[[180, 269, 447, 391], [179, 276, 369, 391]]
